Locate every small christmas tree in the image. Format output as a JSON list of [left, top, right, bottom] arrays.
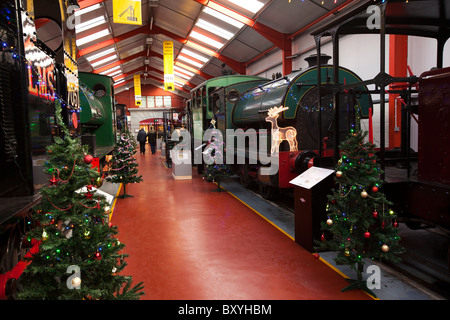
[[201, 121, 232, 192], [106, 129, 143, 198], [18, 101, 144, 300], [315, 108, 404, 297]]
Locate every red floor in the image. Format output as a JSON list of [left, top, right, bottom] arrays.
[[111, 146, 371, 300]]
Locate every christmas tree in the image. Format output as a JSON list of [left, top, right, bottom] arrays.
[[201, 121, 232, 192], [315, 108, 404, 297], [18, 101, 144, 300], [106, 129, 142, 198]]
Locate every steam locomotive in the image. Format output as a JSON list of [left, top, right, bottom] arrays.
[[189, 55, 372, 199], [0, 0, 118, 299]]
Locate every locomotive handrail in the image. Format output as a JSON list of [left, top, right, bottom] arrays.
[[339, 72, 420, 91]]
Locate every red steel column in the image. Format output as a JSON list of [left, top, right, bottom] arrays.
[[388, 34, 408, 148]]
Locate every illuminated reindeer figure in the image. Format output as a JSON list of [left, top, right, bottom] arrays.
[[265, 106, 298, 154]]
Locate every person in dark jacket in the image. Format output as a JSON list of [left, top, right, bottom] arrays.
[[147, 128, 157, 154], [136, 128, 147, 154]]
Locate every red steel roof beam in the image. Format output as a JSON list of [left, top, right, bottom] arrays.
[[77, 0, 107, 10]]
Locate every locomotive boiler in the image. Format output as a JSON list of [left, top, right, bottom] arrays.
[[226, 55, 373, 198]]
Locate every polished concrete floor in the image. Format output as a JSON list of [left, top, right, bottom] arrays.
[[110, 146, 372, 300]]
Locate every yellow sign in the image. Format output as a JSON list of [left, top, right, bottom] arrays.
[[134, 74, 142, 106], [113, 0, 142, 25], [163, 41, 174, 91]]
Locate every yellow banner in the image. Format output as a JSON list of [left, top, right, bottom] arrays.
[[134, 74, 141, 106], [163, 41, 174, 91], [113, 0, 142, 25]]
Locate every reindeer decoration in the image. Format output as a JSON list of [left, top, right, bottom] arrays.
[[265, 106, 298, 154]]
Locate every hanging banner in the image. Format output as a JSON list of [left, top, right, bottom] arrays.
[[134, 74, 142, 106], [163, 41, 174, 91], [113, 0, 142, 25]]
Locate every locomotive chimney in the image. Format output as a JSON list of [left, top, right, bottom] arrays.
[[304, 54, 332, 67]]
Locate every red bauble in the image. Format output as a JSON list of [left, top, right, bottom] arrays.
[[364, 231, 371, 239], [373, 211, 378, 218], [313, 253, 320, 259], [372, 186, 378, 193], [321, 233, 325, 241], [49, 176, 59, 186], [84, 154, 93, 164], [94, 252, 102, 260]]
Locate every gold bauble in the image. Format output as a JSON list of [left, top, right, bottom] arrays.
[[94, 176, 103, 188], [381, 244, 390, 252], [72, 277, 81, 287]]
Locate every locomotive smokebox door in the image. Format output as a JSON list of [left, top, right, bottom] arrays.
[[290, 167, 334, 252]]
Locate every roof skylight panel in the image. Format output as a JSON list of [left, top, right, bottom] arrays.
[[100, 65, 121, 75], [85, 47, 116, 61], [195, 19, 234, 40], [74, 3, 102, 16], [226, 0, 264, 13], [180, 48, 209, 63], [90, 54, 117, 67], [203, 7, 244, 29], [189, 31, 224, 49], [177, 54, 204, 68], [75, 16, 107, 33], [76, 28, 110, 46]]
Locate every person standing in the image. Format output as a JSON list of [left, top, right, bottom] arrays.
[[147, 128, 157, 154], [137, 128, 147, 154]]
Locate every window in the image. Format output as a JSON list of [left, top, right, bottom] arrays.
[[147, 96, 155, 108], [140, 96, 172, 108], [164, 96, 171, 107], [155, 96, 163, 108]]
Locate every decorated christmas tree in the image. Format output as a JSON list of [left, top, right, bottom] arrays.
[[201, 121, 232, 192], [315, 108, 404, 297], [18, 101, 144, 300], [106, 129, 142, 198]]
